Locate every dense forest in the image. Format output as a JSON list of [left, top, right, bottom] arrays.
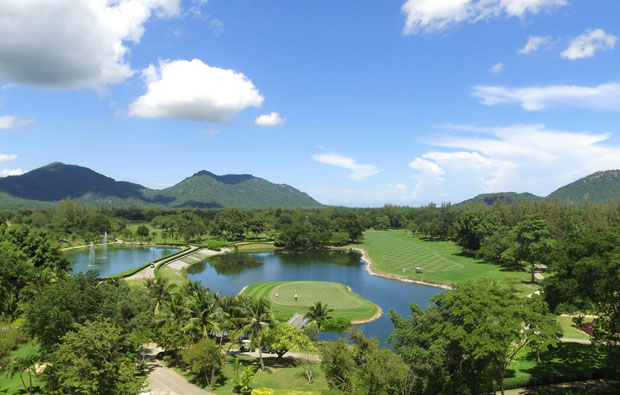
[[1, 199, 619, 393]]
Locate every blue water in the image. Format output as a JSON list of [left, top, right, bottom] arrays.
[[186, 250, 444, 345], [66, 245, 179, 277]]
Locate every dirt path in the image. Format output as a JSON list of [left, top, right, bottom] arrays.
[[227, 349, 320, 361], [143, 343, 215, 395], [560, 337, 592, 344]]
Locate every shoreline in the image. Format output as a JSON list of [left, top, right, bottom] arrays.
[[338, 247, 453, 291]]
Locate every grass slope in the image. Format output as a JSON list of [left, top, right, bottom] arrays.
[[357, 230, 532, 293], [241, 281, 379, 322]]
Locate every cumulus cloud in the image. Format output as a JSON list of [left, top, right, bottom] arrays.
[[0, 169, 25, 178], [414, 124, 620, 202], [561, 28, 618, 60], [401, 0, 567, 34], [490, 63, 504, 74], [0, 153, 18, 163], [253, 112, 285, 127], [0, 115, 34, 129], [312, 153, 382, 181], [129, 59, 264, 122], [471, 82, 620, 111], [518, 35, 552, 54], [0, 0, 181, 89]]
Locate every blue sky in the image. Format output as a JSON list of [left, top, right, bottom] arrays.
[[2, 0, 620, 206]]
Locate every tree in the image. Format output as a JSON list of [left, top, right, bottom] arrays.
[[263, 323, 316, 360], [144, 277, 173, 314], [390, 280, 562, 395], [304, 301, 333, 335], [454, 209, 499, 253], [49, 319, 143, 394], [240, 296, 273, 371], [6, 349, 40, 394], [320, 331, 409, 394], [136, 224, 150, 239], [513, 214, 554, 283], [180, 338, 223, 388]]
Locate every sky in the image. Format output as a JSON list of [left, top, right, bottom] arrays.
[[1, 0, 620, 207]]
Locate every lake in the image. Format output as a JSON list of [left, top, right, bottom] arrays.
[[66, 245, 180, 278], [186, 249, 444, 344]]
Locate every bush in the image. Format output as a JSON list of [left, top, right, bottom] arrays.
[[322, 317, 351, 331]]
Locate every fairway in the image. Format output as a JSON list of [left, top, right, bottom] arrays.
[[357, 230, 531, 292], [241, 281, 380, 323]]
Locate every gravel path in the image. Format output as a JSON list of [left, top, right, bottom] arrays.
[[126, 246, 200, 281], [143, 343, 215, 395]]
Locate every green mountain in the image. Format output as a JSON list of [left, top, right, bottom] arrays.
[[459, 170, 620, 206], [458, 192, 543, 206], [142, 170, 321, 209], [546, 170, 620, 205], [0, 163, 322, 209]]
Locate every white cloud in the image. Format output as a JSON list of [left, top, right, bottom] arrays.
[[0, 153, 17, 163], [409, 157, 445, 178], [490, 63, 504, 74], [253, 112, 285, 127], [472, 82, 620, 111], [414, 124, 620, 202], [561, 28, 618, 60], [518, 35, 552, 54], [0, 0, 181, 89], [0, 169, 25, 177], [401, 0, 567, 34], [312, 153, 382, 181], [0, 115, 34, 129], [129, 59, 264, 122]]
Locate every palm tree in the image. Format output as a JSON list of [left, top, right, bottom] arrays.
[[144, 277, 172, 314], [184, 286, 219, 340], [240, 296, 273, 371], [305, 301, 333, 335]]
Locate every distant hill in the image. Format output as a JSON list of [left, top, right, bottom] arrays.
[[458, 170, 620, 206], [547, 170, 620, 205], [0, 163, 322, 209], [458, 192, 543, 206]]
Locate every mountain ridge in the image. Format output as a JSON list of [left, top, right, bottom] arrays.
[[0, 162, 322, 209]]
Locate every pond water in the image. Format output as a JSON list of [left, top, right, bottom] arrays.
[[66, 245, 180, 278], [186, 250, 444, 345]]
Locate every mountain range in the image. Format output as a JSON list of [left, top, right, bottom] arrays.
[[460, 170, 620, 206], [0, 162, 322, 209], [1, 163, 620, 209]]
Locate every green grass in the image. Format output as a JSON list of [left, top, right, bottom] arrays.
[[503, 342, 612, 390], [0, 343, 43, 394], [356, 230, 531, 293], [156, 265, 188, 290], [241, 281, 379, 322], [557, 316, 592, 340], [233, 242, 278, 253], [170, 355, 331, 394]]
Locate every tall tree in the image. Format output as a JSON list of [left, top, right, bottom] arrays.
[[240, 296, 273, 371], [304, 301, 333, 335], [513, 214, 555, 283]]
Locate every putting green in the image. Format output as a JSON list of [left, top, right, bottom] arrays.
[[240, 281, 380, 323]]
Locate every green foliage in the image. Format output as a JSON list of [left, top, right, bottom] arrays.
[[233, 366, 256, 394], [321, 317, 351, 331], [319, 331, 409, 395], [180, 338, 223, 387], [47, 319, 144, 394], [5, 346, 40, 394], [389, 280, 562, 395], [262, 323, 316, 360], [304, 301, 334, 335]]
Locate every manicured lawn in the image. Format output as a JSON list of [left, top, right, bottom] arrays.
[[242, 281, 379, 322], [172, 355, 332, 394], [156, 264, 188, 290], [503, 342, 612, 390], [557, 316, 592, 340], [357, 230, 531, 293], [234, 242, 278, 253]]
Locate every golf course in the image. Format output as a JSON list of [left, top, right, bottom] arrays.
[[240, 280, 381, 323], [357, 229, 534, 294]]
